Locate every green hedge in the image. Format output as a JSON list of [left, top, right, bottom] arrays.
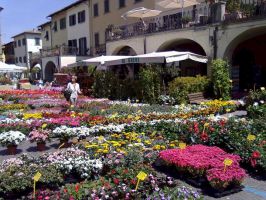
[[169, 76, 210, 104]]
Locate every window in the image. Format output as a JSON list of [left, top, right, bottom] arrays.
[[16, 57, 18, 63], [22, 38, 26, 46], [14, 41, 17, 48], [60, 17, 66, 29], [18, 40, 21, 47], [45, 31, 49, 41], [104, 0, 110, 13], [79, 37, 87, 56], [78, 10, 86, 23], [68, 39, 77, 55], [94, 33, 100, 47], [69, 14, 76, 26], [93, 3, 99, 17], [53, 21, 58, 32], [35, 38, 40, 46], [119, 0, 126, 8], [23, 56, 27, 63], [19, 57, 22, 63], [135, 0, 142, 3]]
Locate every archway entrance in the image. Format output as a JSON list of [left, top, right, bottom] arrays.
[[158, 39, 207, 77], [44, 61, 57, 82], [112, 46, 137, 79], [231, 34, 266, 91]]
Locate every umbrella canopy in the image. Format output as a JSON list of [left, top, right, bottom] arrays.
[[121, 7, 162, 19], [157, 0, 201, 9], [67, 55, 132, 68], [0, 62, 27, 72], [107, 51, 208, 65]]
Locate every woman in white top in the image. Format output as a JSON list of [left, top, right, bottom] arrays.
[[66, 76, 81, 106]]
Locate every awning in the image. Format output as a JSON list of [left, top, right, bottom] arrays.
[[67, 51, 208, 68], [67, 55, 132, 68], [0, 62, 27, 72], [107, 51, 208, 65]]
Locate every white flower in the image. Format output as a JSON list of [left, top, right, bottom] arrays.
[[253, 102, 259, 107]]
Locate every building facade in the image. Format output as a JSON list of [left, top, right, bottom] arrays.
[[2, 41, 15, 64], [37, 0, 90, 81], [12, 30, 42, 68]]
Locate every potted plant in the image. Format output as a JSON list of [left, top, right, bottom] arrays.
[[181, 16, 192, 27], [29, 129, 51, 151], [225, 0, 242, 19], [52, 126, 77, 148], [0, 131, 26, 155]]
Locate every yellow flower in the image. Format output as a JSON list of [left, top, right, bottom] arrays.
[[160, 145, 166, 150], [153, 145, 161, 150], [226, 109, 231, 113], [42, 123, 47, 129], [261, 87, 265, 91], [247, 134, 256, 141]]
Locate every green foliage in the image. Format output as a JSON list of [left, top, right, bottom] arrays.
[[226, 0, 240, 13], [245, 88, 266, 107], [169, 75, 210, 104], [138, 66, 161, 104], [0, 76, 12, 85], [211, 59, 232, 100]]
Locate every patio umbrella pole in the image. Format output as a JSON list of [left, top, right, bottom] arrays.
[[181, 0, 184, 17], [144, 36, 147, 54]]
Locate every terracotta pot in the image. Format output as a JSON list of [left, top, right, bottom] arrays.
[[59, 139, 71, 148], [37, 142, 46, 151], [7, 144, 17, 155]]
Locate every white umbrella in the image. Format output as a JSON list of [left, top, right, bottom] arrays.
[[67, 55, 132, 68], [121, 7, 162, 19], [157, 0, 202, 16]]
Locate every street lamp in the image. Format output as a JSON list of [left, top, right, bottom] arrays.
[[0, 7, 4, 62]]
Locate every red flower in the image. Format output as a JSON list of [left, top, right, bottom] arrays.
[[75, 184, 80, 193], [130, 179, 137, 185], [64, 189, 68, 193], [111, 169, 116, 174], [209, 127, 215, 132], [123, 169, 129, 174], [200, 132, 209, 141], [252, 151, 261, 159], [113, 178, 120, 185]]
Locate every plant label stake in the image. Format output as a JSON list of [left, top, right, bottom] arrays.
[[33, 172, 42, 198], [223, 158, 233, 172], [135, 171, 147, 190], [58, 143, 65, 149]]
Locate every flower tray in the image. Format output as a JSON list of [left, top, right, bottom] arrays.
[[203, 185, 244, 198], [185, 177, 207, 188]]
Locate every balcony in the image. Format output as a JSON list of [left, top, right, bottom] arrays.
[[106, 2, 266, 42], [106, 15, 211, 42], [39, 46, 91, 58], [91, 44, 106, 56]]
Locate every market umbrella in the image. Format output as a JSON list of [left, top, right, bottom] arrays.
[[156, 0, 202, 16], [67, 55, 132, 68], [121, 7, 162, 19]]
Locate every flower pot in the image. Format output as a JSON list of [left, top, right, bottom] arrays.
[[7, 144, 17, 155], [59, 139, 71, 148], [37, 142, 46, 151]]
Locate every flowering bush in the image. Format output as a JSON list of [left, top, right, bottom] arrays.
[[0, 131, 26, 146], [29, 129, 51, 143]]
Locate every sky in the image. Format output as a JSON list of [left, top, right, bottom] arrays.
[[0, 0, 76, 43]]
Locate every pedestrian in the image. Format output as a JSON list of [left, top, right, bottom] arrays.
[[66, 76, 81, 107]]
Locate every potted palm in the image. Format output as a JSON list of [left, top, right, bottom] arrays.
[[181, 16, 192, 28], [0, 131, 26, 155], [29, 129, 51, 151]]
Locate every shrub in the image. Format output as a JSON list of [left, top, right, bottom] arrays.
[[211, 59, 232, 100], [138, 66, 161, 104], [169, 75, 210, 104]]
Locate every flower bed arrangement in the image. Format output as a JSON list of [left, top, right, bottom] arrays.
[[159, 145, 246, 194]]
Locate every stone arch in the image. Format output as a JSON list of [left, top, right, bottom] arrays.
[[223, 26, 266, 91], [157, 39, 207, 76], [112, 45, 137, 56], [111, 46, 137, 80], [44, 61, 57, 82]]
